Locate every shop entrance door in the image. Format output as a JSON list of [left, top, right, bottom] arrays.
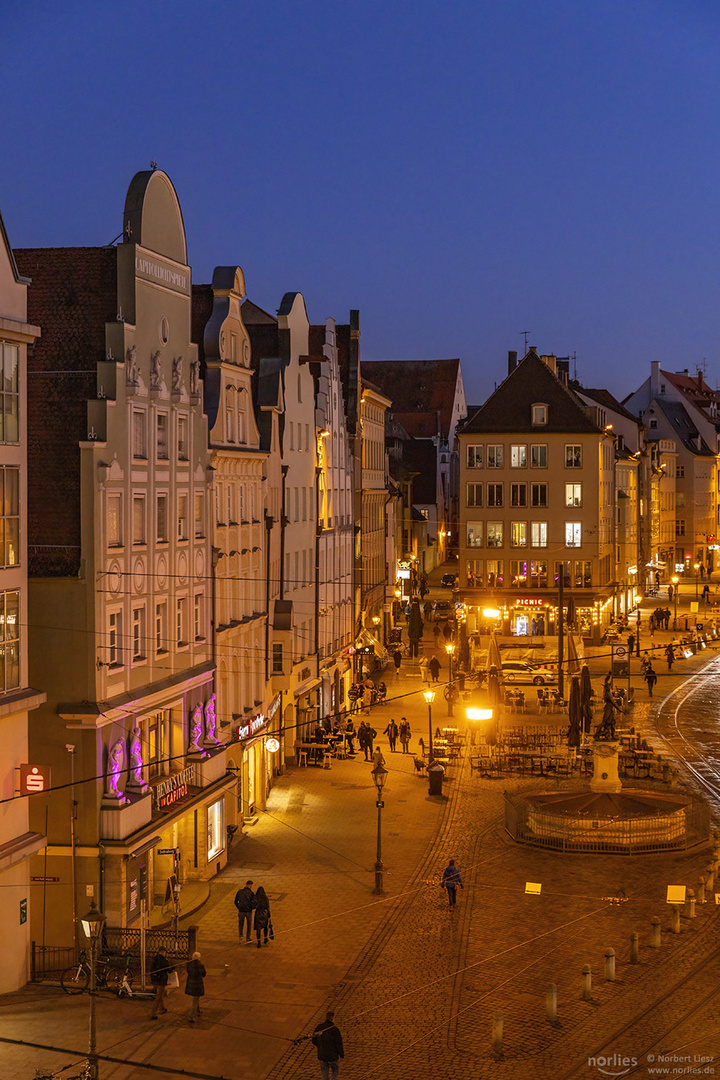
[[515, 615, 529, 636]]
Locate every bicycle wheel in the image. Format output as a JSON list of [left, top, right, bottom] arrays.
[[61, 964, 89, 994], [108, 963, 136, 994]]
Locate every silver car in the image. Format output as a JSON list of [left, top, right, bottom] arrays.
[[500, 660, 557, 685]]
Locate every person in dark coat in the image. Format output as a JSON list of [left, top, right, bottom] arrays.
[[383, 720, 398, 752], [312, 1010, 344, 1078], [666, 643, 675, 670], [644, 665, 658, 697], [185, 951, 206, 1022], [428, 655, 441, 683], [441, 859, 464, 908], [399, 717, 411, 754], [150, 946, 174, 1019], [253, 885, 271, 948], [393, 649, 402, 677], [234, 880, 255, 942]]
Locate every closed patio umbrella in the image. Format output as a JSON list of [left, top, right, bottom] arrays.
[[580, 663, 594, 735], [566, 629, 581, 674], [566, 595, 576, 629], [487, 630, 502, 672], [567, 674, 581, 748]]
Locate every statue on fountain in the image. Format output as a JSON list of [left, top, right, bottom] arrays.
[[594, 674, 620, 741]]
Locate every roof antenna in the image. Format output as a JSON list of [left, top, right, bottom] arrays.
[[571, 351, 577, 381], [520, 330, 532, 352]]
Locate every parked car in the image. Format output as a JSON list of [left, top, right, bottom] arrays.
[[433, 600, 453, 621], [500, 660, 557, 685], [440, 573, 457, 588]]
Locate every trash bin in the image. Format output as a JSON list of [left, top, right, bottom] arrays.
[[428, 761, 445, 796]]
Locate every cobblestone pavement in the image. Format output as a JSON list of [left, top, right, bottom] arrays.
[[5, 593, 720, 1080]]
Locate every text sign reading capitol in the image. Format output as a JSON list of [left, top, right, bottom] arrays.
[[154, 764, 195, 809]]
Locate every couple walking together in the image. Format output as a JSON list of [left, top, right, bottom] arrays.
[[234, 879, 273, 947]]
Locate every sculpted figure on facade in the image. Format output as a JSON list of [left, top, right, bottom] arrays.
[[188, 703, 204, 754], [126, 727, 150, 792], [172, 355, 183, 392], [150, 350, 162, 390], [125, 345, 139, 386], [106, 739, 126, 801], [190, 357, 200, 397], [203, 693, 220, 745]]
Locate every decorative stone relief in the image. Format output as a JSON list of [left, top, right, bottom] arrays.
[[172, 355, 183, 392], [190, 358, 200, 398], [150, 350, 162, 391], [125, 346, 139, 387]]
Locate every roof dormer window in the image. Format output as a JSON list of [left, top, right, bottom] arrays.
[[531, 403, 548, 426]]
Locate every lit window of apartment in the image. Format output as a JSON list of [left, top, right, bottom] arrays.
[[156, 494, 168, 543], [467, 445, 483, 468], [510, 522, 527, 547], [132, 410, 147, 459], [0, 468, 19, 567], [530, 483, 547, 508], [0, 342, 19, 443], [565, 445, 582, 468], [178, 494, 189, 540], [530, 444, 547, 468], [531, 522, 548, 547], [133, 495, 146, 545], [565, 521, 582, 547], [487, 522, 504, 548], [156, 413, 169, 459], [178, 415, 189, 460], [466, 522, 483, 547], [565, 483, 582, 507], [487, 445, 504, 468], [487, 483, 503, 508], [107, 493, 123, 547], [155, 602, 167, 653], [511, 483, 526, 507], [108, 610, 123, 667], [0, 590, 20, 689], [510, 445, 527, 468], [132, 606, 146, 660], [466, 483, 483, 507]]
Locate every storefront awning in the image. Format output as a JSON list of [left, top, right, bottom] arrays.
[[294, 676, 322, 699], [357, 628, 387, 657], [130, 835, 163, 859]]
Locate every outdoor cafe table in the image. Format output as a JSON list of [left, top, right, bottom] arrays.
[[294, 741, 330, 765], [516, 751, 569, 776]]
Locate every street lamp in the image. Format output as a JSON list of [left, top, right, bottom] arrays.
[[81, 900, 106, 1080], [445, 642, 455, 717], [371, 762, 388, 894], [423, 688, 435, 762], [694, 563, 700, 601], [672, 574, 679, 631]]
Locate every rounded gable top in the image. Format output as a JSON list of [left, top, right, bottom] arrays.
[[123, 169, 187, 265]]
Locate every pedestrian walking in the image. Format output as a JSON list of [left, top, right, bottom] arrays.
[[393, 649, 402, 677], [344, 717, 356, 754], [428, 655, 441, 683], [185, 951, 206, 1022], [357, 721, 370, 761], [312, 1010, 344, 1079], [666, 643, 675, 670], [253, 886, 272, 948], [234, 879, 255, 943], [372, 745, 386, 769], [627, 633, 635, 655], [441, 858, 464, 908], [644, 665, 658, 697], [399, 717, 411, 754], [433, 623, 441, 646], [423, 600, 433, 621], [655, 569, 661, 588], [383, 719, 399, 752], [668, 584, 674, 602], [419, 656, 431, 685], [150, 946, 174, 1019], [443, 622, 452, 642]]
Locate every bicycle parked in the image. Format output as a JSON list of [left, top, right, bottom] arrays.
[[61, 949, 137, 996]]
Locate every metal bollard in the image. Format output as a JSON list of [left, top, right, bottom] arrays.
[[604, 948, 616, 981], [687, 888, 696, 919], [546, 983, 557, 1025], [650, 917, 661, 948], [698, 875, 707, 904], [491, 1011, 504, 1056], [582, 965, 592, 1001], [630, 933, 639, 964], [706, 864, 715, 891], [671, 906, 681, 934]]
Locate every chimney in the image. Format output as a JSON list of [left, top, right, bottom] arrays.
[[650, 360, 660, 399], [508, 350, 517, 375], [528, 345, 538, 355], [697, 369, 704, 390], [557, 359, 569, 385], [541, 354, 557, 376]]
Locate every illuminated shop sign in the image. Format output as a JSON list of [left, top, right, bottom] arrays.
[[235, 714, 265, 741], [514, 598, 545, 607], [154, 764, 195, 809], [267, 694, 281, 721], [19, 764, 51, 794]]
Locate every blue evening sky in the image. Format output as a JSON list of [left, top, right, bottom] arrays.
[[2, 0, 720, 406]]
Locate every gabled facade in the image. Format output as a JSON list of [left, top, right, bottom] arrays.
[[0, 213, 45, 992], [457, 349, 614, 639], [16, 171, 228, 942]]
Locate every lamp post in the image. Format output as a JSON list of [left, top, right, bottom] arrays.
[[672, 574, 679, 631], [445, 642, 455, 717], [694, 563, 700, 601], [371, 761, 388, 894], [81, 900, 106, 1080], [423, 688, 435, 762]]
